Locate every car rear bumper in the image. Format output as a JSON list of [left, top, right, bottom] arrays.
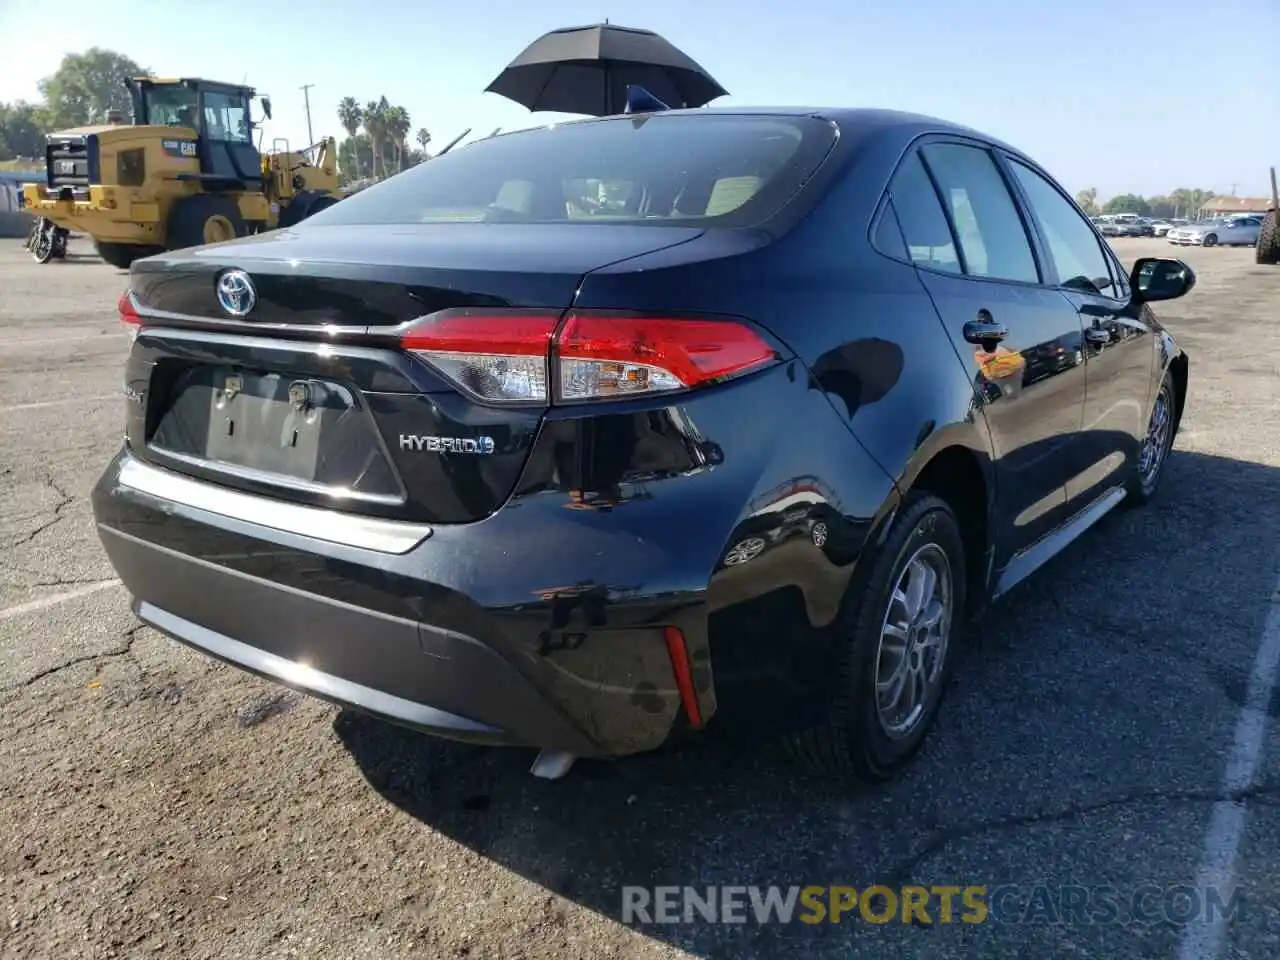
[[92, 452, 712, 758]]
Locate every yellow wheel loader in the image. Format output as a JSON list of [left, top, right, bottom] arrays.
[[19, 77, 341, 268]]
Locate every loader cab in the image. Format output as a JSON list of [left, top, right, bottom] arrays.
[[125, 77, 267, 190]]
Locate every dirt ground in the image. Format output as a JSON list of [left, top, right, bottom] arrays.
[[1, 237, 1278, 960]]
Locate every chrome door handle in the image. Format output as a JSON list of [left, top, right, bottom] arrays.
[[963, 310, 1008, 346]]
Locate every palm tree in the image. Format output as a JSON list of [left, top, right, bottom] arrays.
[[384, 105, 410, 173], [337, 97, 362, 178], [415, 127, 431, 160], [362, 99, 384, 179]]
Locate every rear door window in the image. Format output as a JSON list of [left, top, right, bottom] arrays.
[[311, 115, 838, 228], [887, 152, 962, 274], [919, 143, 1039, 284], [872, 199, 910, 261]]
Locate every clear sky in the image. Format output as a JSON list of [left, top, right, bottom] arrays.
[[2, 0, 1277, 199]]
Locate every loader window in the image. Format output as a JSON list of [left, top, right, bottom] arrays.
[[202, 91, 251, 143], [144, 86, 199, 127]]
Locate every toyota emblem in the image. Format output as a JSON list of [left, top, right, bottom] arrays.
[[216, 269, 256, 317]]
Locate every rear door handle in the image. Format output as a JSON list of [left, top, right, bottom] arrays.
[[963, 310, 1008, 346]]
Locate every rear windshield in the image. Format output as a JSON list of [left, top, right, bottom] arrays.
[[310, 114, 837, 229]]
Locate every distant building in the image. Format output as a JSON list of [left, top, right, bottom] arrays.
[[1199, 196, 1272, 217]]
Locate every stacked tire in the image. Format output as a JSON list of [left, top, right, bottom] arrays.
[[1257, 209, 1280, 265]]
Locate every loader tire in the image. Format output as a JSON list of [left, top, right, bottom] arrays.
[[1257, 210, 1280, 265], [278, 191, 339, 229], [166, 195, 246, 252], [94, 240, 162, 270]]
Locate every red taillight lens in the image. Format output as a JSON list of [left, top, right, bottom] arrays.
[[557, 312, 777, 402], [400, 310, 558, 403], [118, 289, 141, 341], [400, 309, 778, 405]]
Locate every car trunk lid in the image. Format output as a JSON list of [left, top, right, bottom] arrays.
[[125, 223, 704, 526]]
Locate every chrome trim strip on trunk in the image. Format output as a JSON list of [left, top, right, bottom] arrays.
[[152, 448, 406, 507], [117, 455, 432, 554]]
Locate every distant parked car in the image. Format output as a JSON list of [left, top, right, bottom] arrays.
[[1168, 217, 1262, 247], [1101, 219, 1145, 238], [1151, 219, 1188, 237]]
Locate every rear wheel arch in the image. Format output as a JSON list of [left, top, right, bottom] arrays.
[[898, 439, 993, 618]]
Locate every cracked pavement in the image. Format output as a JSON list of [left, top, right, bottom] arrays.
[[1, 238, 1278, 960]]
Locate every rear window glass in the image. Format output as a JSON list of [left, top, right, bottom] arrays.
[[309, 115, 837, 228]]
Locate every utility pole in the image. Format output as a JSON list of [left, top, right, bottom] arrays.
[[300, 83, 315, 147]]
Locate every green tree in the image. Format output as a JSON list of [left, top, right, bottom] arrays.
[[415, 127, 432, 158], [362, 98, 387, 178], [1102, 193, 1150, 216], [384, 105, 410, 173], [38, 48, 149, 129], [0, 101, 49, 161], [1169, 188, 1216, 219], [1145, 195, 1176, 219], [337, 134, 374, 186], [1075, 187, 1099, 216]]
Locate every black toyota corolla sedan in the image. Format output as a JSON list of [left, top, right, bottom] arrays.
[[94, 107, 1193, 781]]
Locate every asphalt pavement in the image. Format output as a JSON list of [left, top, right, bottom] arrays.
[[1, 237, 1277, 960]]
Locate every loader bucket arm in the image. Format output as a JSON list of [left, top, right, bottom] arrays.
[[314, 136, 338, 177]]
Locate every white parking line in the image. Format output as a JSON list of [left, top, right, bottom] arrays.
[[1177, 573, 1280, 960], [2, 394, 119, 414], [0, 580, 122, 622]]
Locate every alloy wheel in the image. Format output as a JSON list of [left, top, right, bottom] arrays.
[[1139, 383, 1173, 486], [874, 543, 953, 739]]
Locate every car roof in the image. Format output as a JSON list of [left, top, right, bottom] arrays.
[[511, 106, 1039, 166]]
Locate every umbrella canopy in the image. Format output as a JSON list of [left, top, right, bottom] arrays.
[[485, 23, 729, 117]]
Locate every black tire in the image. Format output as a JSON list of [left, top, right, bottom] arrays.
[[788, 493, 967, 781], [93, 240, 162, 270], [1125, 374, 1177, 505], [1202, 233, 1218, 247], [165, 194, 246, 252], [306, 195, 339, 217], [1257, 210, 1280, 265], [278, 191, 339, 229], [30, 220, 55, 264]]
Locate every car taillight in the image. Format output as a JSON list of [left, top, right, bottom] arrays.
[[556, 313, 777, 401], [401, 310, 558, 403], [400, 309, 779, 405], [118, 289, 141, 341]]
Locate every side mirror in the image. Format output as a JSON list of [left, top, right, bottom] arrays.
[[260, 97, 273, 120], [1131, 257, 1195, 303]]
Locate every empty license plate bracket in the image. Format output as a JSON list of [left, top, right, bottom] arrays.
[[202, 370, 347, 480]]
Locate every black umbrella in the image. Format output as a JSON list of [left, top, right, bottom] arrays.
[[485, 23, 729, 117]]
